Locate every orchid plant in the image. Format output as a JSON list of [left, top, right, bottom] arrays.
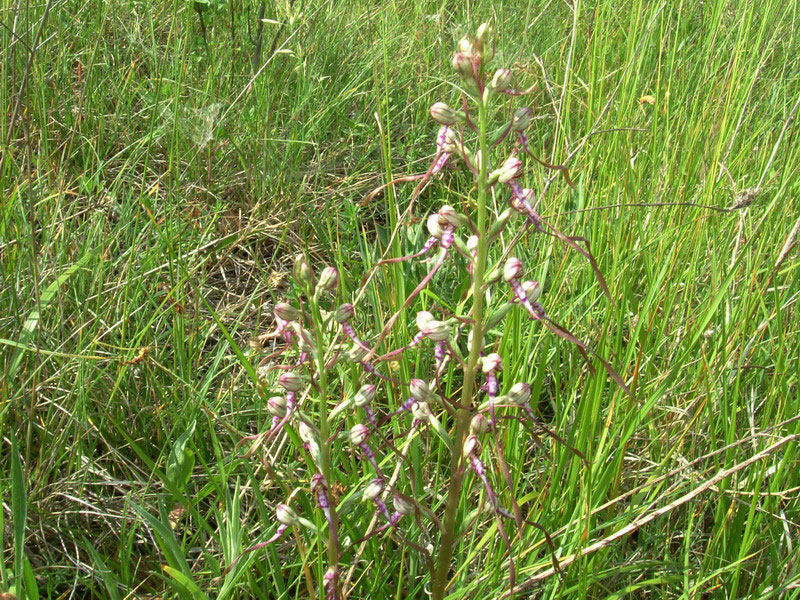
[[230, 23, 630, 600]]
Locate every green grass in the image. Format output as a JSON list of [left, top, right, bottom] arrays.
[[2, 0, 799, 598]]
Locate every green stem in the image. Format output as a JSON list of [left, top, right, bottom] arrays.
[[431, 90, 490, 600], [310, 290, 340, 596]]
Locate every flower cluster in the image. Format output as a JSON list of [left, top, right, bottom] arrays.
[[230, 23, 629, 600]]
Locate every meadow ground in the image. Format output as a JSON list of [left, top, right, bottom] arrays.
[[1, 0, 799, 598]]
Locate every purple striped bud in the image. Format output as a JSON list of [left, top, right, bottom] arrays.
[[363, 478, 384, 501], [489, 68, 512, 92], [354, 384, 376, 407], [476, 23, 493, 47], [350, 424, 371, 446], [452, 52, 474, 79], [420, 319, 450, 342], [274, 302, 299, 322], [503, 257, 524, 282], [441, 127, 460, 153], [508, 382, 532, 405], [427, 213, 446, 239], [463, 434, 481, 458], [496, 156, 523, 183], [409, 379, 433, 402], [522, 280, 541, 303], [292, 254, 314, 286], [317, 266, 339, 293], [481, 353, 503, 373], [511, 107, 532, 132], [267, 396, 288, 418], [430, 102, 462, 126], [437, 204, 467, 228], [458, 36, 477, 56], [276, 504, 300, 526], [279, 372, 304, 392], [393, 494, 415, 515], [416, 311, 435, 330], [470, 413, 489, 435], [335, 303, 355, 323]]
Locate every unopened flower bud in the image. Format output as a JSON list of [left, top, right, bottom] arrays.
[[485, 267, 503, 285], [274, 302, 299, 322], [354, 384, 376, 407], [293, 254, 315, 286], [335, 303, 355, 323], [452, 52, 474, 79], [522, 280, 541, 303], [416, 311, 435, 330], [276, 504, 299, 526], [438, 204, 467, 228], [420, 319, 450, 341], [490, 68, 512, 92], [363, 478, 384, 501], [317, 266, 339, 293], [512, 107, 532, 132], [476, 22, 492, 47], [409, 379, 432, 402], [458, 35, 477, 56], [298, 421, 317, 444], [430, 102, 462, 126], [467, 235, 479, 254], [508, 382, 532, 405], [463, 434, 481, 458], [268, 396, 288, 418], [470, 413, 489, 435], [348, 343, 368, 362], [350, 424, 371, 446], [481, 353, 503, 373], [497, 156, 523, 183], [279, 372, 304, 392], [442, 127, 461, 153], [393, 494, 415, 515], [410, 400, 432, 421], [489, 208, 514, 239], [503, 257, 524, 282], [427, 213, 446, 239]]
